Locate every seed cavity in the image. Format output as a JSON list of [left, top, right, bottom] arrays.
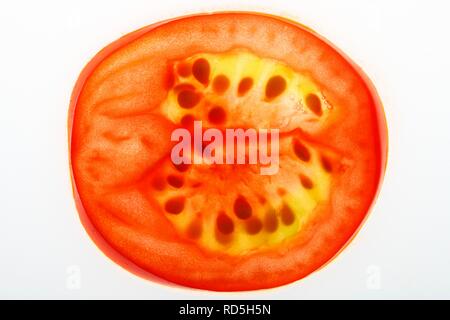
[[186, 219, 202, 239], [213, 75, 230, 94], [208, 106, 227, 125], [305, 93, 322, 116], [264, 209, 279, 233], [265, 75, 286, 100], [180, 114, 195, 128], [177, 90, 201, 109], [164, 196, 185, 214], [177, 62, 191, 77], [192, 58, 210, 85], [167, 174, 184, 188], [238, 77, 253, 96], [300, 174, 314, 189], [245, 217, 263, 235], [216, 212, 234, 234], [281, 204, 295, 225], [293, 139, 311, 162], [233, 195, 252, 219], [321, 155, 333, 172], [174, 162, 190, 172]]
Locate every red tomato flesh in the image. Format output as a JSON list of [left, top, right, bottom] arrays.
[[69, 12, 387, 291]]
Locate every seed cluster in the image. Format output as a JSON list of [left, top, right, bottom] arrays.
[[148, 134, 335, 254], [161, 51, 328, 132], [153, 51, 335, 254]]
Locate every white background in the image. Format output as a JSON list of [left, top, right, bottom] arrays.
[[1, 0, 449, 299]]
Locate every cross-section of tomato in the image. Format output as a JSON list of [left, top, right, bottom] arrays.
[[69, 12, 387, 291]]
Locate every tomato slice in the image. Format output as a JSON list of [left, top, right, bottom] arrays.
[[69, 12, 387, 291]]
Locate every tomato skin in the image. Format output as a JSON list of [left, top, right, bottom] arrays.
[[69, 12, 388, 291]]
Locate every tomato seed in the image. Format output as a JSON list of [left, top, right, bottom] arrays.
[[293, 139, 311, 162], [213, 75, 230, 94], [192, 58, 210, 85], [216, 213, 234, 234], [164, 197, 185, 214], [180, 114, 195, 128], [233, 195, 252, 219], [174, 162, 190, 172], [300, 174, 314, 189], [237, 77, 253, 96], [264, 209, 278, 233], [167, 175, 184, 188], [305, 93, 322, 116], [321, 155, 333, 172], [245, 217, 263, 235], [281, 204, 295, 225], [208, 106, 227, 125], [265, 75, 286, 100], [177, 90, 201, 109]]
